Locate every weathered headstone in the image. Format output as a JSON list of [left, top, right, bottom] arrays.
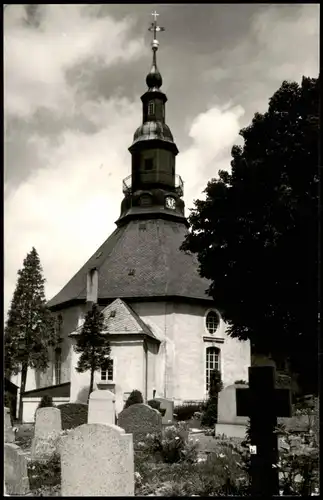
[[155, 397, 174, 425], [60, 423, 134, 496], [118, 403, 162, 446], [236, 366, 291, 496], [88, 389, 116, 425], [5, 443, 30, 495], [31, 407, 62, 460], [4, 407, 15, 443], [216, 384, 248, 438]]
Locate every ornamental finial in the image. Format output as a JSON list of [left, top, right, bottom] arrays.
[[148, 10, 165, 51], [146, 11, 165, 90]]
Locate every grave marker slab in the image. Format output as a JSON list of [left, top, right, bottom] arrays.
[[4, 407, 15, 443], [88, 389, 116, 425], [118, 403, 162, 446], [236, 365, 291, 496], [60, 423, 134, 496], [5, 443, 30, 495], [31, 407, 62, 460]]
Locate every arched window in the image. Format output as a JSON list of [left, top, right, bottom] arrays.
[[54, 348, 62, 385], [205, 310, 219, 334], [148, 101, 155, 115], [206, 347, 219, 392]]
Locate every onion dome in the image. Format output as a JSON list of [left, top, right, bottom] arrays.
[[133, 121, 174, 144]]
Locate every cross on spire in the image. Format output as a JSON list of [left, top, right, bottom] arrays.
[[148, 10, 165, 49]]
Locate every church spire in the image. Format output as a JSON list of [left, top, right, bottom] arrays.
[[117, 11, 186, 227], [146, 11, 165, 91]]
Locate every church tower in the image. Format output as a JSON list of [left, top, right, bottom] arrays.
[[27, 13, 251, 419], [118, 14, 185, 227]]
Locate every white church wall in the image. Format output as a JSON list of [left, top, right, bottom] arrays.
[[131, 300, 250, 404], [131, 301, 168, 398], [69, 337, 146, 415]]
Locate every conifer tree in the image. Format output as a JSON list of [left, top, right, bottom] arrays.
[[73, 303, 111, 401], [4, 247, 57, 422]]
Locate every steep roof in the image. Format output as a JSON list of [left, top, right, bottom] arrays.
[[69, 298, 159, 342], [47, 218, 212, 309]]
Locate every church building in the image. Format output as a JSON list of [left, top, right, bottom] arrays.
[[21, 16, 250, 422]]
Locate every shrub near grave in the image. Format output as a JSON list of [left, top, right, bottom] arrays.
[[124, 389, 144, 409], [174, 402, 205, 421], [56, 403, 88, 430]]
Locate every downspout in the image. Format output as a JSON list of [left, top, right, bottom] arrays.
[[144, 339, 148, 402], [164, 301, 167, 398]]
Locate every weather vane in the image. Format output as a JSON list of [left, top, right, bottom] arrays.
[[148, 11, 165, 50]]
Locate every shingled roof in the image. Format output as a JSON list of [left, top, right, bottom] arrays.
[[69, 298, 159, 343], [47, 218, 212, 309]]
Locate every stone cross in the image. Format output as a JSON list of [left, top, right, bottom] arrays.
[[236, 366, 291, 496]]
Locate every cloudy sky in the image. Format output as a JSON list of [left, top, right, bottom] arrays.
[[4, 4, 319, 316]]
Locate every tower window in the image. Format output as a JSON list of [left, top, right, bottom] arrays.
[[148, 101, 155, 115], [206, 347, 220, 392], [206, 311, 219, 334], [101, 359, 114, 382], [144, 158, 154, 171], [54, 348, 62, 385]]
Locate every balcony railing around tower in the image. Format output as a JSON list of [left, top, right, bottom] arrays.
[[122, 173, 184, 197]]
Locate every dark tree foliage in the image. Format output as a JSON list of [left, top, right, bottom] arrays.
[[201, 369, 223, 427], [73, 303, 111, 401], [4, 247, 57, 421], [124, 389, 144, 409], [181, 76, 319, 395], [37, 395, 54, 410]]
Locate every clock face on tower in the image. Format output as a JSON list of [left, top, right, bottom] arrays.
[[165, 196, 176, 210]]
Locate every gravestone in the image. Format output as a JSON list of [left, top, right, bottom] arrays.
[[88, 389, 116, 425], [155, 397, 174, 425], [31, 407, 62, 460], [216, 384, 248, 438], [60, 423, 134, 496], [118, 403, 162, 446], [4, 407, 15, 443], [5, 443, 30, 495], [236, 366, 291, 496]]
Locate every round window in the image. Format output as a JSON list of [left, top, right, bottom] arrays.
[[206, 311, 219, 334]]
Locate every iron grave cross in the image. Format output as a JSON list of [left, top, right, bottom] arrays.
[[236, 365, 291, 496]]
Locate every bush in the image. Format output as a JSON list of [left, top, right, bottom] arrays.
[[201, 398, 218, 427], [201, 369, 223, 427], [28, 453, 61, 492], [136, 422, 198, 465], [37, 395, 54, 410], [56, 403, 88, 430], [124, 390, 143, 409], [147, 399, 166, 417], [235, 380, 248, 385], [174, 402, 205, 421]]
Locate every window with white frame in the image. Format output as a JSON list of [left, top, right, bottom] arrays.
[[205, 310, 219, 334], [206, 347, 219, 392], [54, 348, 62, 385], [101, 359, 114, 382]]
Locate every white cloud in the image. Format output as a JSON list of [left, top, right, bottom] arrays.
[[4, 97, 139, 314], [4, 5, 145, 118], [177, 104, 245, 210]]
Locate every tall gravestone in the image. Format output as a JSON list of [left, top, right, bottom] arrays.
[[31, 407, 62, 461], [236, 366, 291, 496], [4, 407, 15, 443], [88, 389, 116, 425], [118, 403, 162, 446], [60, 423, 134, 496], [5, 443, 30, 495]]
